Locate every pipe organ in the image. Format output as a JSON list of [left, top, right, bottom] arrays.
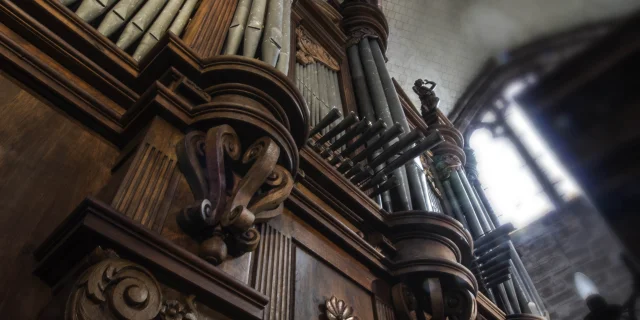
[[0, 0, 547, 319], [59, 0, 200, 61]]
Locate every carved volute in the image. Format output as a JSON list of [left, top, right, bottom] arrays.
[[174, 56, 308, 264]]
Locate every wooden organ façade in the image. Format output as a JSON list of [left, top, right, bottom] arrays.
[[0, 0, 546, 319]]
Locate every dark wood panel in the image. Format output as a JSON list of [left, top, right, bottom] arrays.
[[0, 72, 119, 318], [294, 246, 375, 320], [252, 223, 294, 320]]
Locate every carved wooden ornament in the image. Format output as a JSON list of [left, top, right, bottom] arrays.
[[176, 125, 294, 265], [325, 296, 358, 320], [66, 248, 198, 320], [295, 26, 340, 71]]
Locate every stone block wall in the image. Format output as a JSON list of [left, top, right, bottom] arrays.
[[511, 198, 633, 320], [381, 0, 640, 115]]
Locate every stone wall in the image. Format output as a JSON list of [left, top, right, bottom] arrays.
[[511, 198, 633, 320], [381, 0, 640, 115]]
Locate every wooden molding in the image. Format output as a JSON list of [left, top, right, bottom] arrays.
[[34, 197, 269, 320]]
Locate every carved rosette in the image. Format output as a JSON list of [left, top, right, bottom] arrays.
[[325, 296, 359, 320], [295, 26, 340, 71], [65, 248, 198, 320], [174, 56, 307, 265], [388, 211, 477, 320]]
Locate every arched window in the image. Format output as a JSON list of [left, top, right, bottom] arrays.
[[468, 81, 580, 227]]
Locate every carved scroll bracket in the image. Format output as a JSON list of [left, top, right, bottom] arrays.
[[295, 26, 340, 71], [66, 247, 199, 320], [176, 125, 294, 265]]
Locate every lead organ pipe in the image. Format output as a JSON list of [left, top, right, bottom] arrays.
[[276, 0, 292, 74], [224, 0, 254, 55], [460, 168, 542, 315], [133, 0, 185, 61], [76, 0, 118, 22], [244, 0, 267, 58], [261, 0, 283, 66], [116, 0, 168, 50], [358, 39, 411, 211], [369, 38, 427, 212], [347, 44, 389, 209], [168, 0, 199, 36], [98, 0, 145, 37], [448, 169, 516, 313]]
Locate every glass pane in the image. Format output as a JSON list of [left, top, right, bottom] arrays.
[[470, 128, 553, 228]]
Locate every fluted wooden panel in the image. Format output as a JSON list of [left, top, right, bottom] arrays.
[[112, 143, 178, 231], [182, 0, 238, 58], [375, 299, 396, 320], [253, 224, 292, 320]]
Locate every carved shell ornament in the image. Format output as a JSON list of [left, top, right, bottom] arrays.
[[325, 296, 359, 320]]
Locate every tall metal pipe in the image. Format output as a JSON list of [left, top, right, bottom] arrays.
[[243, 0, 267, 58], [347, 44, 389, 208], [116, 0, 168, 51], [98, 0, 146, 37], [443, 180, 469, 230], [75, 0, 118, 22], [261, 0, 283, 66], [358, 39, 411, 211], [224, 0, 254, 55], [419, 172, 433, 211], [449, 170, 484, 238], [369, 38, 427, 211], [134, 0, 185, 61], [275, 0, 292, 74], [309, 63, 318, 127], [168, 0, 199, 37], [472, 180, 502, 228], [458, 168, 492, 231], [509, 241, 547, 315]]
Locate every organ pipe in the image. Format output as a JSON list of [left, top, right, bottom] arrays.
[[133, 0, 185, 60]]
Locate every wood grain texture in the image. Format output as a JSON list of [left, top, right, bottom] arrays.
[[106, 118, 183, 233], [0, 72, 118, 319], [294, 246, 375, 320], [182, 0, 238, 58], [252, 223, 293, 320], [375, 298, 396, 320]]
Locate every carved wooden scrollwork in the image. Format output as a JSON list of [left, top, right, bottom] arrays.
[[176, 125, 294, 265], [295, 26, 340, 71], [65, 248, 199, 320]]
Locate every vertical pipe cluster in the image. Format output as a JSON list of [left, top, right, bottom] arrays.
[[295, 62, 344, 135], [437, 153, 547, 316], [64, 0, 199, 61], [223, 0, 293, 73], [463, 149, 548, 316]]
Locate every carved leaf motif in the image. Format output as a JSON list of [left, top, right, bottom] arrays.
[[66, 252, 163, 320], [295, 26, 340, 71], [325, 296, 358, 320]]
